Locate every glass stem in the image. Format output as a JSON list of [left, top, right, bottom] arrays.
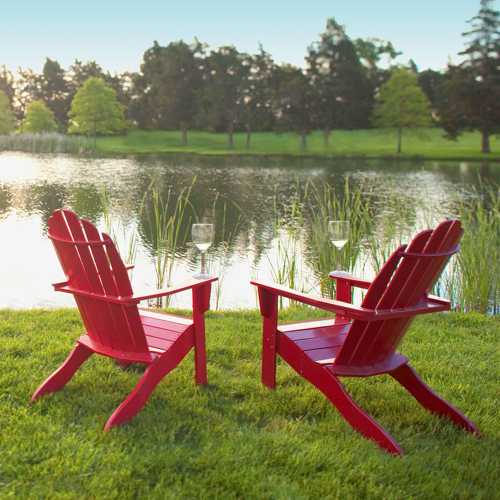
[[201, 251, 207, 276]]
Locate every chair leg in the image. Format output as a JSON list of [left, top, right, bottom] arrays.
[[391, 363, 480, 435], [104, 343, 188, 431], [31, 343, 93, 402], [193, 313, 208, 385], [261, 317, 277, 389], [309, 367, 403, 455]]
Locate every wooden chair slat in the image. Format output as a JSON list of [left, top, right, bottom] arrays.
[[48, 211, 101, 343], [81, 220, 147, 354]]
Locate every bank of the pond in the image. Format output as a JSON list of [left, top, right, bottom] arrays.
[[95, 129, 500, 161], [1, 308, 498, 498]]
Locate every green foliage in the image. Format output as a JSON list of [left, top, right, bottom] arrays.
[[274, 65, 314, 151], [0, 90, 15, 134], [199, 46, 249, 148], [440, 0, 500, 153], [133, 40, 203, 145], [21, 100, 58, 133], [307, 18, 374, 141], [373, 68, 432, 153], [68, 77, 126, 136], [0, 309, 498, 498]]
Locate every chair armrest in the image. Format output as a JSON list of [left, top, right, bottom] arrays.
[[54, 277, 217, 306], [53, 280, 69, 290], [251, 281, 450, 321], [329, 271, 371, 289], [132, 277, 218, 302], [251, 280, 371, 320]]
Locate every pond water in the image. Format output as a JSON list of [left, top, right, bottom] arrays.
[[0, 152, 497, 310]]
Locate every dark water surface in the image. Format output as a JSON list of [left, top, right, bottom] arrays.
[[0, 152, 497, 309]]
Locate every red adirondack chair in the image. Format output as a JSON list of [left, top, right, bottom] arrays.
[[252, 220, 479, 454], [32, 209, 216, 430]]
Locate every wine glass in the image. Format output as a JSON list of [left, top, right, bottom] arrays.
[[328, 220, 350, 275], [192, 223, 214, 279]]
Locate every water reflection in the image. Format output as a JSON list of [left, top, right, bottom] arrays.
[[0, 151, 497, 309]]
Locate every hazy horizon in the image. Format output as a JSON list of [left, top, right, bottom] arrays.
[[1, 0, 492, 74]]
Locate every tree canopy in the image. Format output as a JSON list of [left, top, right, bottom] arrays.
[[68, 77, 126, 137], [372, 68, 431, 153], [307, 18, 374, 146], [440, 0, 500, 153], [0, 90, 15, 134], [21, 100, 58, 133]]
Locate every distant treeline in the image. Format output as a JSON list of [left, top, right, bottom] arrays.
[[0, 1, 499, 152]]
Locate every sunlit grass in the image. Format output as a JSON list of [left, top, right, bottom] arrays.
[[0, 308, 498, 498], [95, 128, 500, 159]]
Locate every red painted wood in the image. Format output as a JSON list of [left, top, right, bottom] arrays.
[[257, 287, 278, 389], [104, 331, 195, 431], [32, 209, 216, 430], [251, 220, 479, 454], [390, 364, 480, 435], [31, 343, 93, 401]]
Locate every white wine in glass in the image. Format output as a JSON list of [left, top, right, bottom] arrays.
[[328, 220, 350, 273], [192, 223, 214, 279]]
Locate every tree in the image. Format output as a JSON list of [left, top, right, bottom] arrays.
[[40, 58, 70, 130], [354, 38, 401, 74], [418, 69, 446, 116], [240, 47, 275, 148], [307, 18, 374, 147], [200, 46, 249, 148], [274, 65, 314, 151], [68, 77, 126, 141], [441, 0, 500, 153], [0, 90, 15, 134], [21, 100, 58, 133], [372, 68, 431, 153], [0, 66, 16, 107], [135, 40, 204, 145]]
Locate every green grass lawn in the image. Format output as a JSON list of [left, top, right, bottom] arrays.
[[0, 308, 498, 498], [96, 128, 500, 160]]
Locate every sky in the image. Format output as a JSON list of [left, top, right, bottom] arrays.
[[0, 0, 491, 74]]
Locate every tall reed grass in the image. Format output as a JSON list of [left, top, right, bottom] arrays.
[[141, 180, 195, 307], [205, 195, 244, 310], [100, 188, 139, 274], [0, 133, 93, 154], [441, 187, 499, 314], [305, 178, 373, 298], [264, 186, 312, 307]]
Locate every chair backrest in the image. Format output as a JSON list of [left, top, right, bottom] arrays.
[[48, 209, 150, 360], [335, 219, 462, 367]]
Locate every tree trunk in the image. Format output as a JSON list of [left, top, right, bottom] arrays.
[[181, 126, 188, 146], [300, 132, 307, 152], [397, 127, 403, 154], [323, 128, 331, 148], [227, 124, 234, 149], [481, 129, 490, 154], [245, 125, 251, 149]]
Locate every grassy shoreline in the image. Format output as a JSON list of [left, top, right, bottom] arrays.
[[1, 308, 498, 498], [94, 128, 500, 161]]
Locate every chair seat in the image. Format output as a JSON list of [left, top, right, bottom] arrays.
[[278, 319, 351, 365], [140, 310, 194, 355]]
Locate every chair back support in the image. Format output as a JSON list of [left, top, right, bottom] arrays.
[[48, 209, 150, 358], [335, 220, 462, 367]]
